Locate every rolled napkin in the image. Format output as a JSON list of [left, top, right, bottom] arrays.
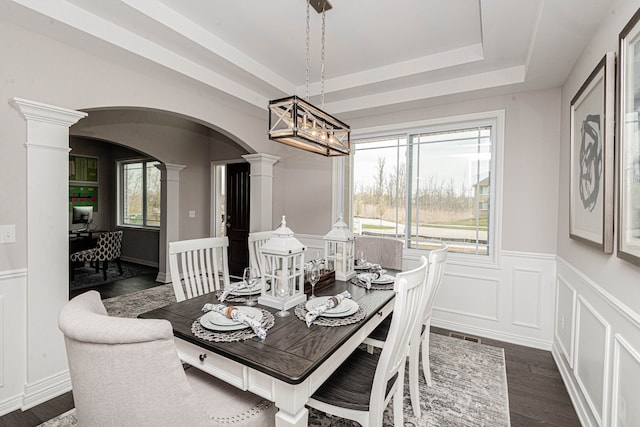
[[305, 291, 352, 327], [218, 281, 247, 302], [358, 272, 381, 290], [202, 303, 267, 340]]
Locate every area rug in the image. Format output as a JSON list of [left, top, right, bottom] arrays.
[[102, 283, 176, 318], [70, 261, 158, 291], [39, 286, 510, 427]]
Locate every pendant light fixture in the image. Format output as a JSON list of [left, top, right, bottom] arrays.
[[268, 0, 350, 157]]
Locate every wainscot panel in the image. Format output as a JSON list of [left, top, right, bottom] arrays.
[[554, 258, 640, 427], [0, 269, 27, 416]]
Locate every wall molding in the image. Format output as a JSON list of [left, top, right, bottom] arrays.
[[22, 370, 71, 410], [0, 395, 23, 419], [0, 269, 27, 281], [434, 317, 553, 350], [552, 343, 596, 427], [557, 258, 640, 329], [574, 295, 610, 426], [554, 256, 640, 427]]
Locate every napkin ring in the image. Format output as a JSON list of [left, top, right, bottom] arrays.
[[225, 306, 237, 318], [329, 297, 339, 307]]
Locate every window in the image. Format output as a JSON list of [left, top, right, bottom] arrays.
[[350, 115, 500, 257], [118, 160, 161, 228]]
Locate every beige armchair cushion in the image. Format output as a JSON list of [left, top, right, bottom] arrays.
[[59, 291, 275, 427]]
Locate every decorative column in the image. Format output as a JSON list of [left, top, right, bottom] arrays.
[[156, 163, 185, 283], [242, 153, 280, 232], [11, 98, 87, 408]]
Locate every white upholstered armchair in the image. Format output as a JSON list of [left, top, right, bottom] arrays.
[[58, 291, 275, 427]]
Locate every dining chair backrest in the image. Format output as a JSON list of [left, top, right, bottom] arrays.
[[248, 231, 273, 277], [422, 243, 448, 324], [369, 255, 428, 419], [94, 231, 123, 260], [169, 237, 231, 302], [354, 236, 403, 270]]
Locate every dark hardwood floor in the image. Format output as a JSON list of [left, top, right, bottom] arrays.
[[0, 276, 581, 427]]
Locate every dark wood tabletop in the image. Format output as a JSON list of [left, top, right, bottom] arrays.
[[139, 280, 394, 385]]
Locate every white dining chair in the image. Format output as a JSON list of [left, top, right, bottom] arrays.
[[306, 256, 429, 427], [354, 235, 404, 270], [363, 243, 448, 417], [247, 230, 273, 278], [169, 236, 231, 302], [59, 290, 276, 427]]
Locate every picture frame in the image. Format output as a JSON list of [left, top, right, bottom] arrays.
[[618, 8, 640, 265], [69, 154, 98, 183], [569, 52, 615, 253]]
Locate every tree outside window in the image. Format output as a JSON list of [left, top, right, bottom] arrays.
[[352, 123, 495, 256], [120, 160, 161, 228]]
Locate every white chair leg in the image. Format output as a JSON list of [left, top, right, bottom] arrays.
[[393, 366, 405, 427], [408, 334, 421, 417], [422, 329, 433, 386]]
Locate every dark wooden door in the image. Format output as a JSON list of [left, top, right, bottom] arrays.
[[225, 162, 250, 277]]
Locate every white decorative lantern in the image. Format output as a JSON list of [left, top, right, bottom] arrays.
[[258, 216, 307, 310], [323, 216, 355, 281]]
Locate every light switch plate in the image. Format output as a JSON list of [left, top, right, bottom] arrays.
[[188, 210, 196, 218], [0, 224, 16, 243]]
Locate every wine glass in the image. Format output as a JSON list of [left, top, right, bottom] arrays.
[[275, 274, 291, 317], [308, 264, 320, 299], [357, 250, 367, 266], [242, 267, 258, 306]]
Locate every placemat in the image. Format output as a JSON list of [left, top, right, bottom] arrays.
[[294, 302, 366, 327], [350, 278, 395, 291], [213, 289, 260, 304], [191, 308, 275, 342]]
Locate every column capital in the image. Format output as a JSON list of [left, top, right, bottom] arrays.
[[156, 163, 186, 181], [11, 97, 87, 127], [242, 153, 280, 177]]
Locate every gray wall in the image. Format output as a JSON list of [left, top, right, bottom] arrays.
[[557, 0, 640, 314]]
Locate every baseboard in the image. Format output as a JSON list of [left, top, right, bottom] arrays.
[[155, 271, 170, 283], [432, 318, 552, 350], [22, 370, 71, 410], [0, 394, 23, 417], [551, 343, 596, 427], [120, 256, 159, 268]]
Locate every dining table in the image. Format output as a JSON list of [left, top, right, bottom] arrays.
[[139, 276, 395, 427]]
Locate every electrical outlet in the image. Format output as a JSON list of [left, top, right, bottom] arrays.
[[0, 225, 16, 243]]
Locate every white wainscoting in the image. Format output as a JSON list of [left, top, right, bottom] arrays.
[[297, 235, 557, 350], [554, 258, 640, 427], [0, 269, 27, 415]]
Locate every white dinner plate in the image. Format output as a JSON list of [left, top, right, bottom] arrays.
[[305, 297, 359, 318], [228, 281, 266, 296], [372, 274, 395, 284], [199, 306, 263, 331], [354, 263, 373, 270]]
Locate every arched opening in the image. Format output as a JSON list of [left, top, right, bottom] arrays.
[[68, 107, 253, 292]]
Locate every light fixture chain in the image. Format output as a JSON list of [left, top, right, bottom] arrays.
[[321, 6, 326, 107], [305, 0, 311, 101]]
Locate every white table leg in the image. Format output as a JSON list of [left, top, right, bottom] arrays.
[[273, 380, 310, 427], [275, 406, 308, 427]]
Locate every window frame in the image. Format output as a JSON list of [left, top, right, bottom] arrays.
[[339, 110, 504, 267], [117, 158, 161, 229]]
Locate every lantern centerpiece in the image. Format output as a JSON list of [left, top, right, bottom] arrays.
[[323, 216, 356, 281], [258, 216, 307, 313]]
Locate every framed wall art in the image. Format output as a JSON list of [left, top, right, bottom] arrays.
[[618, 8, 640, 265], [569, 52, 615, 253]]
